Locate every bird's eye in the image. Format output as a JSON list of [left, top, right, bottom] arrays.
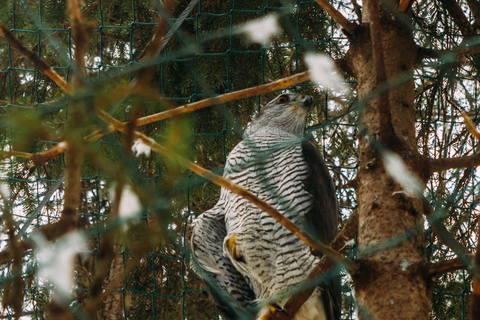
[[277, 96, 288, 104]]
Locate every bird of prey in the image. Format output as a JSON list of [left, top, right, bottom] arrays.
[[190, 92, 340, 320]]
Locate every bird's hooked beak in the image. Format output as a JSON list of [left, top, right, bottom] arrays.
[[299, 95, 313, 109]]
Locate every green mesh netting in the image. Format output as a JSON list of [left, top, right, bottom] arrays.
[[0, 0, 477, 319]]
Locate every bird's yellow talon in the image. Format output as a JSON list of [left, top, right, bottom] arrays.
[[228, 233, 242, 260], [258, 305, 277, 320]]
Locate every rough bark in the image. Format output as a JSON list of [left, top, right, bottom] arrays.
[[345, 2, 431, 319], [102, 247, 125, 320]]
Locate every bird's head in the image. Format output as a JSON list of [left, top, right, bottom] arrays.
[[247, 92, 313, 136]]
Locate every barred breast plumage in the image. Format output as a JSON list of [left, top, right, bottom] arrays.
[[191, 92, 340, 320], [222, 129, 317, 299]]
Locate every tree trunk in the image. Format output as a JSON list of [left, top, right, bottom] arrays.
[[346, 2, 431, 319], [102, 246, 125, 320]]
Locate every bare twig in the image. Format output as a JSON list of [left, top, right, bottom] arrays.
[[0, 23, 72, 94], [422, 199, 474, 273], [429, 102, 480, 172], [429, 153, 480, 172], [426, 256, 470, 278], [134, 71, 311, 127], [418, 44, 480, 60], [398, 0, 413, 12], [30, 71, 312, 164], [274, 211, 359, 320], [314, 0, 358, 34], [440, 0, 474, 36], [0, 150, 33, 160], [351, 0, 362, 23]]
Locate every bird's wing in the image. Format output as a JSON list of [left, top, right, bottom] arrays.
[[301, 140, 341, 320], [190, 203, 257, 320]]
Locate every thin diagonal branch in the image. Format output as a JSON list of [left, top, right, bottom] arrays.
[[314, 0, 358, 34], [422, 199, 474, 273], [351, 0, 362, 23], [429, 103, 480, 172], [134, 71, 312, 127], [95, 107, 357, 272], [429, 153, 480, 172], [440, 0, 475, 36], [30, 71, 312, 164], [398, 0, 413, 12], [418, 43, 480, 60], [426, 256, 471, 278], [274, 211, 359, 320], [0, 23, 72, 94]]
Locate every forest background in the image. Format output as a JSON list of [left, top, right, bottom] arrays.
[[0, 0, 479, 319]]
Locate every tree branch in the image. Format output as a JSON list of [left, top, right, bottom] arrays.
[[133, 71, 312, 127], [95, 107, 358, 272], [418, 43, 480, 60], [273, 211, 359, 320], [28, 71, 312, 164], [422, 199, 474, 273], [426, 256, 470, 278], [398, 0, 413, 12], [429, 153, 480, 172], [351, 0, 362, 23], [0, 23, 72, 94], [440, 0, 475, 36], [314, 0, 358, 34]]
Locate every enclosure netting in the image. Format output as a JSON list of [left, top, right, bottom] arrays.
[[0, 0, 477, 319]]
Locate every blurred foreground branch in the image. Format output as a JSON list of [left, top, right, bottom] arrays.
[[95, 107, 357, 272], [427, 256, 470, 278], [274, 211, 359, 320]]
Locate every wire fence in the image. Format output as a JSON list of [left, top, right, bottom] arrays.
[[0, 0, 477, 319]]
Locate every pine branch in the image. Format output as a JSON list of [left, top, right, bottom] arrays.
[[422, 199, 474, 273], [418, 44, 480, 60], [426, 257, 470, 278], [429, 153, 480, 172], [350, 0, 362, 23], [28, 71, 313, 164], [95, 107, 358, 273], [439, 0, 475, 36], [314, 0, 358, 34], [0, 23, 72, 94], [429, 102, 480, 172]]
